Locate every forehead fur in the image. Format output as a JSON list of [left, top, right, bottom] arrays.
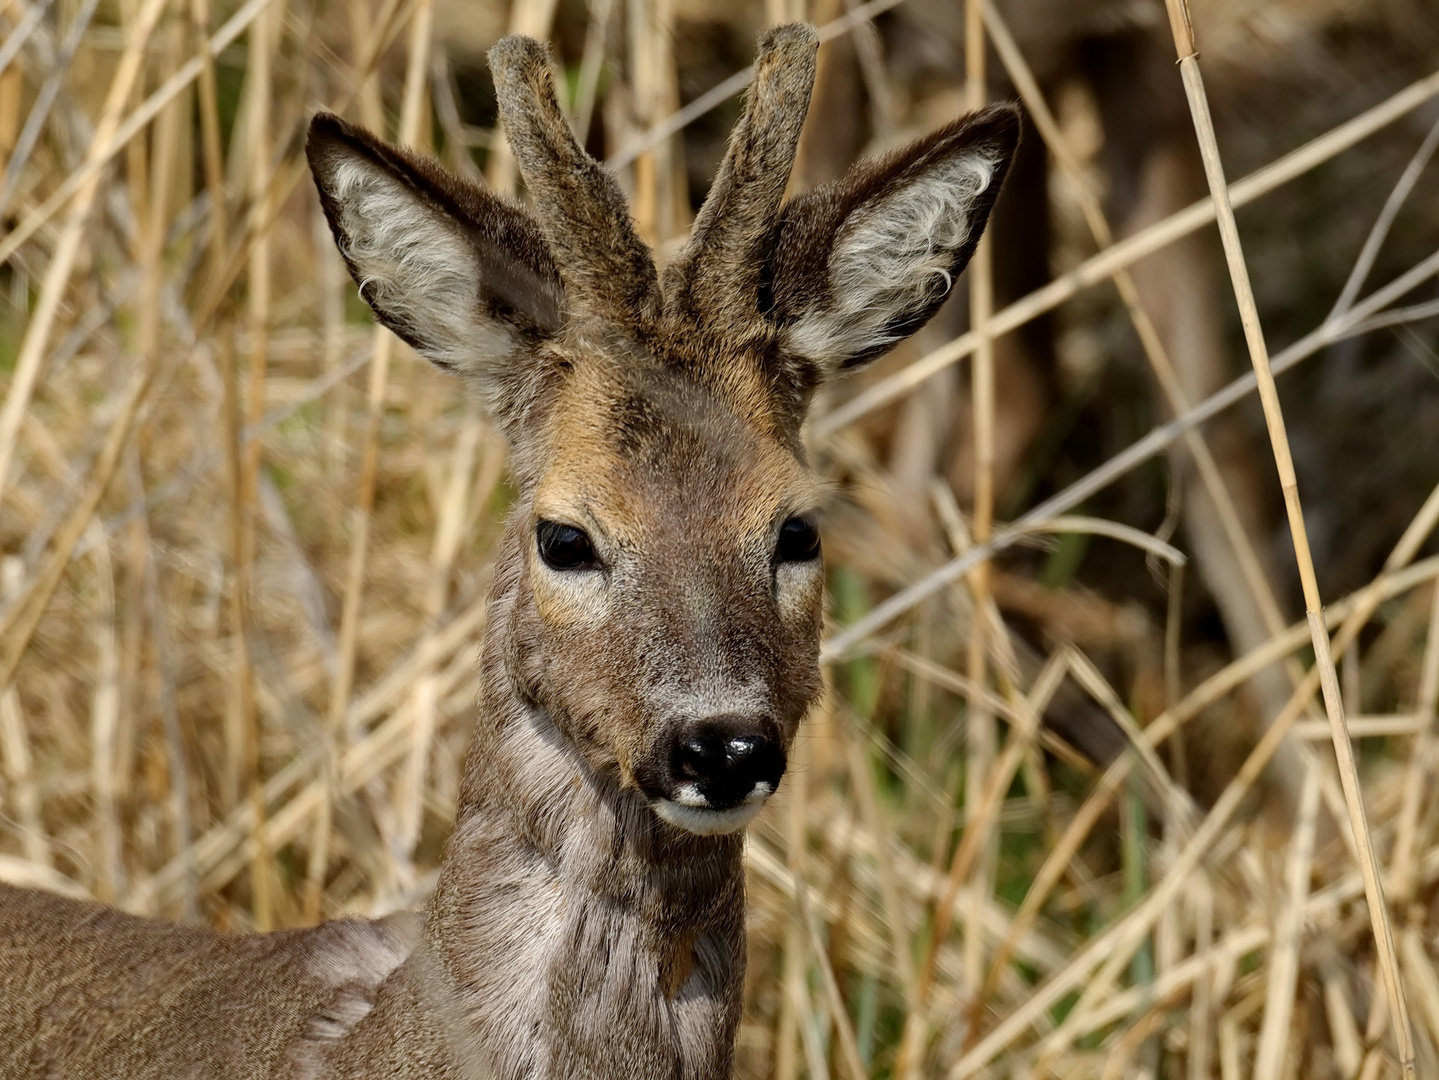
[[533, 353, 816, 533]]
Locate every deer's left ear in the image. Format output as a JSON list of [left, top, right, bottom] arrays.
[[306, 112, 566, 427], [765, 104, 1019, 376]]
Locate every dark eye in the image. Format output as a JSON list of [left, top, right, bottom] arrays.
[[536, 520, 597, 571], [776, 516, 821, 563]]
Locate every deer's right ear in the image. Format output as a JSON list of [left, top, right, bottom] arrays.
[[764, 104, 1019, 380], [306, 113, 565, 420]]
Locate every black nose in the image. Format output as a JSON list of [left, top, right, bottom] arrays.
[[671, 717, 784, 809]]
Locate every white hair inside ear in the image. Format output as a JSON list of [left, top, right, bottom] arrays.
[[327, 157, 518, 372], [782, 150, 998, 366]]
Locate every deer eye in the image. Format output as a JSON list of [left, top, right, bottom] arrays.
[[536, 520, 597, 571], [776, 516, 821, 564]]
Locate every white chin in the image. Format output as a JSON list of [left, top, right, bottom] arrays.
[[654, 798, 766, 836]]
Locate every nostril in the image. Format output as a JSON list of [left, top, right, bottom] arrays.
[[676, 736, 721, 780]]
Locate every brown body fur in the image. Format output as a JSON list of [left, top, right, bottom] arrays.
[[0, 24, 1016, 1080]]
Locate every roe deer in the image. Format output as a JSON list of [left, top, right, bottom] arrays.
[[0, 24, 1016, 1080]]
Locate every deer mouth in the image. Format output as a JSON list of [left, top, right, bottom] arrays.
[[652, 786, 773, 836]]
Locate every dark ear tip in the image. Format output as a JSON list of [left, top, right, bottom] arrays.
[[306, 111, 368, 171], [970, 102, 1023, 154]]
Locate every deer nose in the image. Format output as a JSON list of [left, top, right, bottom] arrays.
[[671, 717, 784, 809]]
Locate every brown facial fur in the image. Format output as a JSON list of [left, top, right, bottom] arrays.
[[516, 354, 824, 791]]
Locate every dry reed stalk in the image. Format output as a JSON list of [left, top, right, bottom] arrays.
[[773, 696, 812, 1080], [1398, 928, 1439, 1065], [792, 872, 868, 1080], [0, 687, 46, 867], [1389, 582, 1439, 904], [231, 0, 283, 929], [305, 0, 432, 921], [1031, 825, 1439, 1061], [395, 405, 483, 888], [899, 652, 1065, 1067], [138, 586, 489, 913], [1187, 877, 1214, 1080], [0, 371, 152, 692], [187, 636, 484, 906], [627, 0, 684, 248], [571, 0, 616, 143], [0, 0, 168, 510], [1330, 113, 1439, 323], [1162, 2, 1415, 1072], [484, 0, 560, 193], [88, 529, 121, 903], [1251, 764, 1319, 1080], [959, 0, 996, 1022], [189, 0, 227, 266], [843, 734, 914, 996], [0, 0, 102, 219]]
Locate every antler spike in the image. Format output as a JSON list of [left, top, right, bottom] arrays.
[[663, 23, 819, 334], [489, 36, 662, 326]]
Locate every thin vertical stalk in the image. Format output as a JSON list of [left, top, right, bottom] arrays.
[[396, 406, 481, 887], [89, 527, 123, 902], [1251, 765, 1319, 1080], [190, 0, 228, 273], [960, 0, 996, 1030], [232, 0, 280, 930], [485, 0, 560, 192], [774, 701, 813, 1080], [1390, 579, 1439, 903], [1161, 2, 1414, 1072], [571, 0, 615, 144], [307, 0, 433, 922], [0, 688, 47, 866]]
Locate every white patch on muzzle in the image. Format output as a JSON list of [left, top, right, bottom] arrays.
[[654, 781, 775, 836]]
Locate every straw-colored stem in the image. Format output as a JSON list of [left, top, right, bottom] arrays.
[[308, 0, 433, 921], [1162, 3, 1414, 1071], [901, 654, 1063, 1068], [232, 0, 281, 930], [1251, 764, 1319, 1080], [773, 695, 811, 1080], [0, 689, 46, 866], [571, 0, 616, 144], [190, 0, 228, 278], [793, 872, 867, 1080], [960, 0, 995, 1018], [1390, 581, 1439, 903]]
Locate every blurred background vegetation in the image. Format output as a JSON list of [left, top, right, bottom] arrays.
[[1, 0, 1439, 1076]]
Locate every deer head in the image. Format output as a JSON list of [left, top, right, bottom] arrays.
[[306, 24, 1018, 838]]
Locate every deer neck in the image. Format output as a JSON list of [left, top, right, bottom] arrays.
[[418, 526, 747, 1080]]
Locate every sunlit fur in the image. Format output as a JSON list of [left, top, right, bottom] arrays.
[[0, 23, 1017, 1080]]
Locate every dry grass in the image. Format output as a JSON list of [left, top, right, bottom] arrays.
[[2, 0, 1439, 1077]]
